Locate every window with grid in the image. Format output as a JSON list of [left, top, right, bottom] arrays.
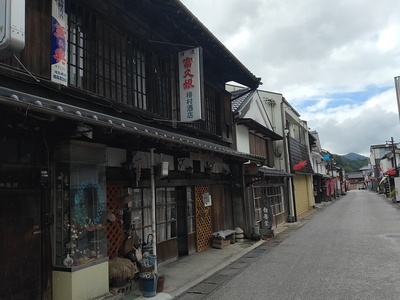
[[129, 187, 177, 244], [267, 186, 285, 216], [156, 187, 177, 242], [67, 4, 171, 118], [130, 188, 153, 243], [253, 185, 284, 223], [185, 85, 220, 135]]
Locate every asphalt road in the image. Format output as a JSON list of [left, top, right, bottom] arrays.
[[191, 191, 400, 300]]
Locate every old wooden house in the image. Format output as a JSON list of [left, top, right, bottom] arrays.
[[0, 0, 263, 299]]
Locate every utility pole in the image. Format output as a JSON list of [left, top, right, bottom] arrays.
[[391, 137, 397, 177], [330, 157, 336, 199], [386, 137, 398, 177]]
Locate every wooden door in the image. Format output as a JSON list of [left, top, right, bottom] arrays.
[[0, 189, 42, 300]]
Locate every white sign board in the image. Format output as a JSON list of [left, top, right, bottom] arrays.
[[178, 47, 204, 122], [51, 0, 68, 85]]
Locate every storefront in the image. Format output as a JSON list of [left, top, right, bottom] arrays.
[[0, 90, 256, 299], [243, 165, 291, 237]]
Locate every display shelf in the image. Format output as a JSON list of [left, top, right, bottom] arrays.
[[53, 141, 107, 270]]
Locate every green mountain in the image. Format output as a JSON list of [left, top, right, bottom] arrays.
[[343, 152, 368, 161], [332, 153, 369, 172]]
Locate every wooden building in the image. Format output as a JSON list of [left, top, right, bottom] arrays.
[[0, 0, 263, 299]]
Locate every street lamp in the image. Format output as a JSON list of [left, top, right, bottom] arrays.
[[385, 137, 398, 177]]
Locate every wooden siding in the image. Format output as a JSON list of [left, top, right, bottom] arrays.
[[249, 133, 267, 157], [210, 184, 233, 232]]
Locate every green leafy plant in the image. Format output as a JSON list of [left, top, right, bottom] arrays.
[[389, 189, 398, 199]]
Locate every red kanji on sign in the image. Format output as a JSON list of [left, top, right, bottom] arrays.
[[183, 78, 194, 89], [183, 57, 193, 68], [53, 23, 66, 39], [53, 48, 66, 64], [184, 69, 194, 78]]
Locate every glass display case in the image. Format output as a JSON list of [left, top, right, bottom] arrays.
[[53, 141, 107, 269]]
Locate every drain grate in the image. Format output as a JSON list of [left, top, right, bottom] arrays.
[[250, 248, 267, 254]]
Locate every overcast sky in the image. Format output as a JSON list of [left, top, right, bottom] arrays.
[[180, 0, 400, 157]]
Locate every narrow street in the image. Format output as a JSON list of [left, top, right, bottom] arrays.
[[179, 190, 400, 300]]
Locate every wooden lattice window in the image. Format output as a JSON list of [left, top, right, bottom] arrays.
[[185, 85, 220, 136], [195, 186, 212, 252], [67, 3, 171, 118], [106, 186, 125, 259]]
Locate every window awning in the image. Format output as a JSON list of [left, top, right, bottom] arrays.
[[0, 87, 265, 162]]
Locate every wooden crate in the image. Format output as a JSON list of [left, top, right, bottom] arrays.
[[212, 237, 231, 249]]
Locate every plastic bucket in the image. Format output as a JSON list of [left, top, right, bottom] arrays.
[[141, 275, 157, 298], [148, 254, 157, 266]]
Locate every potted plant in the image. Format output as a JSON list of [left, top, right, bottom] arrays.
[[389, 189, 398, 202], [108, 257, 138, 287]]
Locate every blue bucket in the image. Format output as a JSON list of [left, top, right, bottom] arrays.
[[141, 275, 157, 298], [148, 254, 157, 266]]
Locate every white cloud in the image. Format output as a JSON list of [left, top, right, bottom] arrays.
[[181, 0, 400, 156], [377, 24, 400, 52]]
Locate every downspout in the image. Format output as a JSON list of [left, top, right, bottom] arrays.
[[281, 100, 296, 222], [149, 148, 157, 273], [287, 135, 298, 221]]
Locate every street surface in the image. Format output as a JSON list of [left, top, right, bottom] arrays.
[[181, 190, 400, 300]]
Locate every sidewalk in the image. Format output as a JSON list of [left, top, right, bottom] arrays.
[[124, 202, 330, 299]]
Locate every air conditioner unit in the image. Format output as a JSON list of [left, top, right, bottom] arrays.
[[0, 0, 25, 59], [155, 161, 169, 178]]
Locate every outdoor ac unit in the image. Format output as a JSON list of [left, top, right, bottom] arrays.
[[156, 161, 169, 178], [0, 0, 25, 59]]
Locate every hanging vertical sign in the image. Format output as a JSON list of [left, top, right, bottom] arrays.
[[51, 0, 68, 85], [178, 47, 204, 122], [261, 195, 273, 237]]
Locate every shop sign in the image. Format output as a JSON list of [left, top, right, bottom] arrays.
[[51, 0, 68, 85], [178, 47, 204, 122]]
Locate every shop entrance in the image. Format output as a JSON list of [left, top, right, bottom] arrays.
[[177, 187, 188, 256], [0, 188, 42, 300], [176, 186, 196, 257]]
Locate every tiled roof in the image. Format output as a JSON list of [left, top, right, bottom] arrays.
[[231, 88, 253, 114], [0, 87, 266, 162]]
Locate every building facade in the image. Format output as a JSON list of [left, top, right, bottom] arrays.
[[0, 1, 263, 299]]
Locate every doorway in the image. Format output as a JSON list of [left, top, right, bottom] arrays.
[[0, 188, 42, 300], [177, 187, 188, 256], [176, 186, 196, 257]]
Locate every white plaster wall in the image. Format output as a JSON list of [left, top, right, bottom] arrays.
[[53, 261, 109, 300], [235, 124, 250, 153]]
